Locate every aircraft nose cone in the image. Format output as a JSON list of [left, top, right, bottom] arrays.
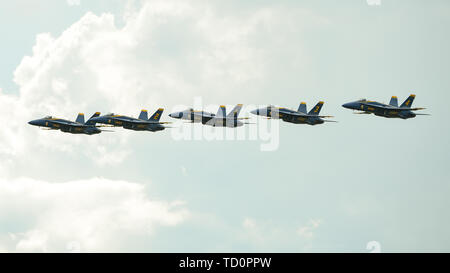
[[169, 112, 179, 118], [28, 120, 39, 126], [342, 103, 352, 109], [250, 109, 258, 115]]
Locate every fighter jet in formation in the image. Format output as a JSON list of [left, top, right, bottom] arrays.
[[28, 112, 103, 135], [342, 94, 427, 119], [169, 104, 247, 127], [28, 94, 429, 136], [89, 109, 170, 132], [250, 101, 335, 125]]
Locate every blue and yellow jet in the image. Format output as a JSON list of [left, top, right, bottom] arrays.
[[89, 109, 169, 132], [169, 104, 247, 127], [342, 94, 427, 119], [28, 112, 103, 135], [250, 101, 335, 125]]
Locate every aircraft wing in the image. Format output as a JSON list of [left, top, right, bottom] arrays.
[[51, 120, 85, 127], [113, 117, 169, 124], [287, 112, 334, 118], [112, 117, 143, 124], [360, 102, 391, 110], [361, 102, 425, 111], [404, 107, 426, 111]]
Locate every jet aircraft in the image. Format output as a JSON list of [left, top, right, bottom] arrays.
[[89, 109, 169, 132], [250, 101, 335, 125], [342, 94, 427, 119], [169, 104, 247, 127], [28, 112, 103, 135]]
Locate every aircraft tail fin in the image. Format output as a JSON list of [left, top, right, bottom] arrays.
[[138, 110, 148, 120], [389, 96, 398, 107], [297, 102, 307, 113], [75, 113, 85, 124], [149, 108, 164, 122], [216, 105, 226, 118], [226, 104, 243, 118], [400, 94, 415, 108], [308, 101, 324, 115], [85, 112, 100, 125]]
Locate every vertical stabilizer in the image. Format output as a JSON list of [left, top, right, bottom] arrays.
[[75, 113, 85, 124], [389, 96, 398, 107], [308, 102, 324, 115], [85, 112, 100, 125], [226, 104, 243, 118], [138, 110, 148, 120], [216, 105, 226, 118], [297, 102, 307, 113], [400, 94, 415, 108], [149, 108, 164, 122]]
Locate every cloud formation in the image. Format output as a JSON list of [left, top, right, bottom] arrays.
[[0, 177, 189, 252], [297, 219, 321, 239], [1, 0, 322, 168], [67, 0, 81, 7], [0, 0, 326, 252]]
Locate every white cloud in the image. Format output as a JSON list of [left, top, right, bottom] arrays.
[[51, 78, 68, 95], [67, 0, 81, 7], [0, 177, 189, 252], [240, 217, 323, 251], [297, 219, 322, 239], [241, 217, 266, 245], [0, 0, 325, 168], [242, 217, 257, 229], [180, 166, 188, 177], [0, 0, 328, 252]]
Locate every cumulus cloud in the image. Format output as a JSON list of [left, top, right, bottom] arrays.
[[0, 0, 326, 169], [0, 0, 327, 252], [0, 177, 189, 252]]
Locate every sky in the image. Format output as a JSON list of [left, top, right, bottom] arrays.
[[0, 0, 449, 252]]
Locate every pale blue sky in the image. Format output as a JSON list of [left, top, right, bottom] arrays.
[[0, 0, 449, 252]]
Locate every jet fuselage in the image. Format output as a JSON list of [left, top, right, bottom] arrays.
[[90, 114, 165, 132], [342, 100, 417, 119], [251, 107, 325, 125], [28, 117, 101, 135]]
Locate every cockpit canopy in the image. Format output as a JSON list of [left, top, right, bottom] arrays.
[[44, 116, 53, 119]]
